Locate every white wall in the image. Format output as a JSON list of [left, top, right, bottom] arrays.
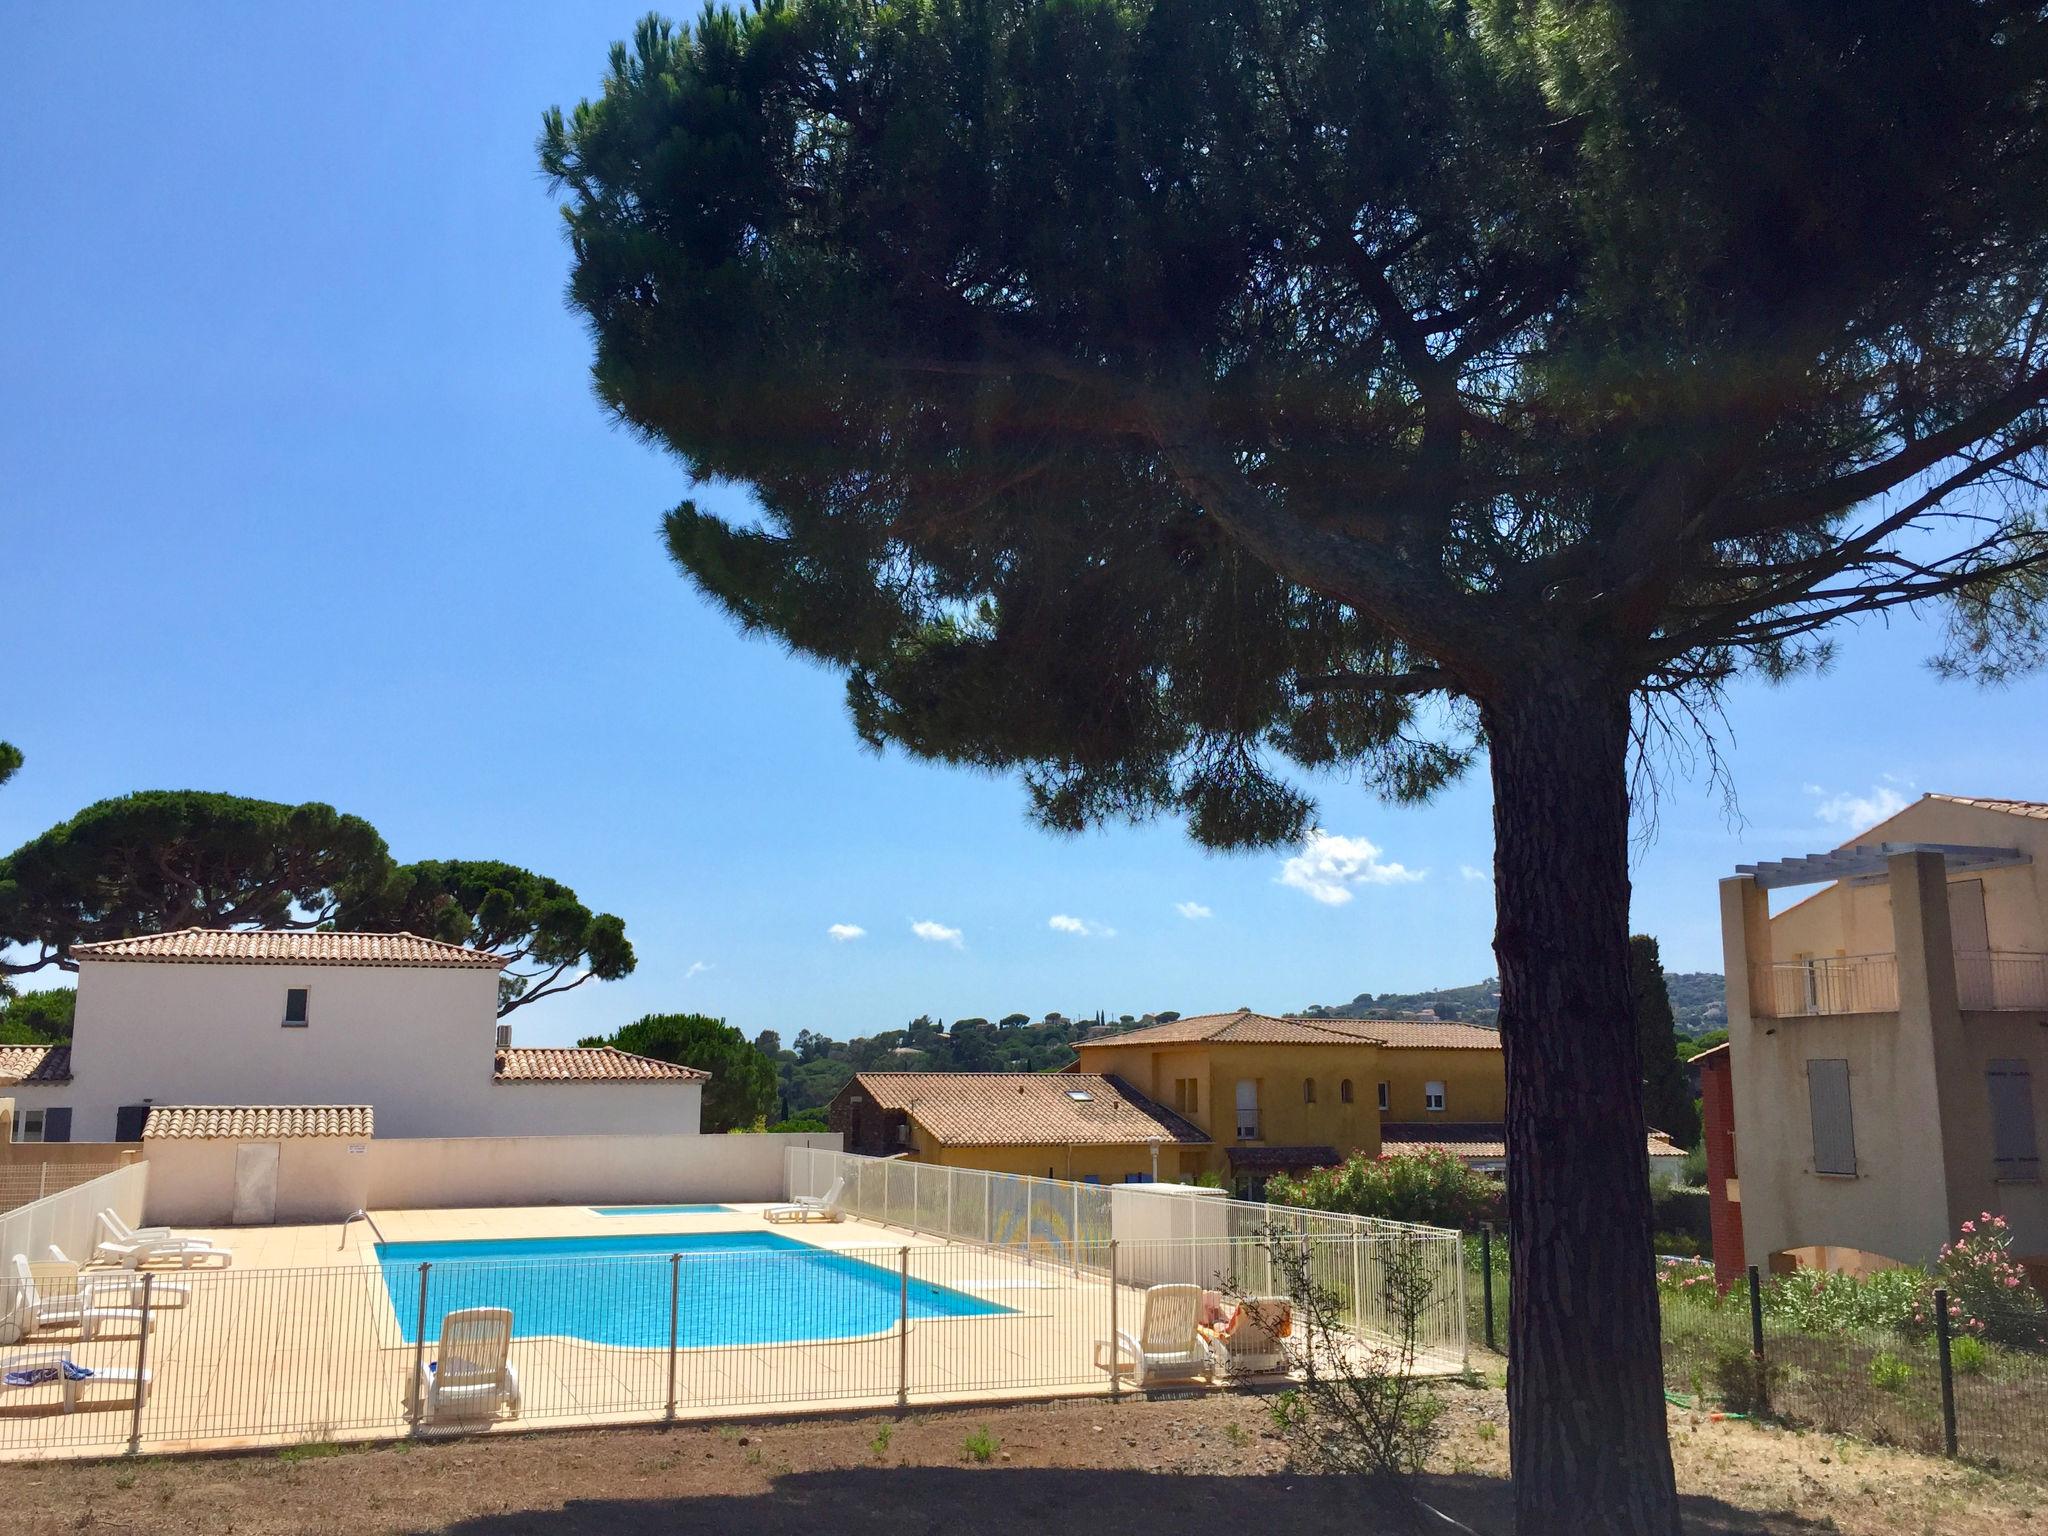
[[143, 1133, 839, 1226], [13, 959, 701, 1141]]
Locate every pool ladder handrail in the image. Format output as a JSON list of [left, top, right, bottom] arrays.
[[338, 1207, 386, 1250]]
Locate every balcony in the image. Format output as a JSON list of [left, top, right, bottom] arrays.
[[1757, 951, 2048, 1017]]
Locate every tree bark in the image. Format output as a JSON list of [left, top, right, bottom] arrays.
[[1483, 671, 1681, 1536]]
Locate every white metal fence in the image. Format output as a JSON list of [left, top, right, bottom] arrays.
[[0, 1164, 128, 1216], [0, 1162, 147, 1273], [783, 1147, 1467, 1369]]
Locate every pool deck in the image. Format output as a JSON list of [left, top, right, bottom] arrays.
[[0, 1204, 1464, 1460]]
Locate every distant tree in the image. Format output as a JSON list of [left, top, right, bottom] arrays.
[[793, 1028, 829, 1063], [0, 743, 21, 792], [339, 858, 633, 1017], [998, 1012, 1030, 1030], [950, 1017, 999, 1071], [0, 987, 73, 1045], [1154, 1011, 1182, 1025], [753, 1029, 783, 1058], [1631, 937, 1701, 1148], [766, 1111, 830, 1134], [0, 792, 391, 977], [580, 1013, 775, 1132], [1687, 1029, 1729, 1058]]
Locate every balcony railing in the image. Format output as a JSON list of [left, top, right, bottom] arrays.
[[1756, 951, 2048, 1017]]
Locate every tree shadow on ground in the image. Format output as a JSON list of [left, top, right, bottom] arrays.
[[432, 1465, 1833, 1536]]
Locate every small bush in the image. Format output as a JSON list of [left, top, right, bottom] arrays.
[[870, 1423, 893, 1459], [1266, 1147, 1502, 1228], [1949, 1335, 1991, 1376], [1711, 1344, 1780, 1416], [961, 1427, 998, 1464], [1868, 1352, 1912, 1392], [1935, 1212, 2047, 1349], [1652, 1230, 1704, 1259]]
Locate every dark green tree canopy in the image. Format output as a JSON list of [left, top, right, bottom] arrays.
[[0, 987, 74, 1046], [0, 796, 634, 1017], [1629, 935, 1700, 1149], [543, 0, 2048, 846], [339, 858, 635, 1017], [581, 1012, 777, 1132], [0, 744, 21, 792], [0, 791, 390, 976]]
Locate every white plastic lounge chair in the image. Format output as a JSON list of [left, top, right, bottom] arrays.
[[96, 1212, 178, 1243], [0, 1350, 150, 1413], [46, 1247, 190, 1309], [10, 1256, 152, 1341], [1202, 1295, 1293, 1375], [94, 1212, 232, 1270], [763, 1176, 845, 1224], [1094, 1283, 1216, 1388], [416, 1307, 521, 1423]]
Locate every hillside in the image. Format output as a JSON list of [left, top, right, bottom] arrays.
[[1296, 971, 1726, 1036]]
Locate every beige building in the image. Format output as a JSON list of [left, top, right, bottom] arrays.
[[1719, 794, 2048, 1275]]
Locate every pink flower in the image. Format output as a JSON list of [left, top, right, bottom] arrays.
[[1962, 1221, 1976, 1233]]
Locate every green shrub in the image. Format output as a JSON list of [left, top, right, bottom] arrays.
[[961, 1427, 998, 1464], [1652, 1230, 1703, 1258], [1763, 1263, 1930, 1335], [1934, 1212, 2047, 1349], [1710, 1344, 1780, 1416], [1267, 1147, 1503, 1229], [1949, 1335, 1991, 1375], [1868, 1351, 1912, 1392]]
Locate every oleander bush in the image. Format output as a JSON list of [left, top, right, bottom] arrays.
[[1267, 1148, 1503, 1230]]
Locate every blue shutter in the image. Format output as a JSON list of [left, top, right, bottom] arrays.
[[42, 1107, 71, 1143], [1988, 1059, 2039, 1179]]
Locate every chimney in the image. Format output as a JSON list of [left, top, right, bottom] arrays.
[[495, 1023, 512, 1051]]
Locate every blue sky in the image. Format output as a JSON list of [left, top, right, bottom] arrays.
[[3, 3, 2041, 1048]]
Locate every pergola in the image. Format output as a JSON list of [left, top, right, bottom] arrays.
[[1734, 842, 2030, 891]]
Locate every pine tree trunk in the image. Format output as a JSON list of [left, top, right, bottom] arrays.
[[1483, 674, 1681, 1536]]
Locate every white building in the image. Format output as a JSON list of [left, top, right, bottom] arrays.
[[0, 929, 704, 1143]]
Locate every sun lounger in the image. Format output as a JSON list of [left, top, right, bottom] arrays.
[[1093, 1283, 1216, 1389], [94, 1211, 232, 1269], [416, 1307, 521, 1423], [1202, 1295, 1293, 1375], [10, 1256, 153, 1341], [46, 1248, 190, 1308], [763, 1176, 845, 1223], [0, 1349, 150, 1413]]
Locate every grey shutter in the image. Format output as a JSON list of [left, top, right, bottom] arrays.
[[42, 1107, 70, 1143], [1988, 1059, 2040, 1178], [1807, 1059, 1857, 1175]]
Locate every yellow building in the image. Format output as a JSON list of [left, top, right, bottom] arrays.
[[827, 1072, 1211, 1183], [1068, 1009, 1507, 1188]]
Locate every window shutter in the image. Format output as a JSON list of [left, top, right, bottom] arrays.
[[1988, 1059, 2040, 1179], [42, 1108, 71, 1144], [1807, 1059, 1857, 1175]]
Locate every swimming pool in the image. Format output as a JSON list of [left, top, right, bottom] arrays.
[[589, 1204, 731, 1216], [375, 1231, 1010, 1347]]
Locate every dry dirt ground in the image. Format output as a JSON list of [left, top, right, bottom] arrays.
[[0, 1386, 2040, 1536]]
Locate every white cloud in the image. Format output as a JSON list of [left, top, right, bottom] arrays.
[[911, 920, 965, 949], [1174, 901, 1213, 921], [1049, 914, 1115, 937], [1277, 830, 1426, 906], [684, 960, 712, 979], [1459, 864, 1491, 883], [1806, 781, 1912, 830], [827, 923, 866, 942]]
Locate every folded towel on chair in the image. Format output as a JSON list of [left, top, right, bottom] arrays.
[[5, 1360, 92, 1388]]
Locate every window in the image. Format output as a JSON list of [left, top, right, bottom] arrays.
[[11, 1108, 44, 1143], [1235, 1080, 1260, 1140], [1065, 1090, 1095, 1102], [283, 987, 310, 1028], [1424, 1081, 1446, 1112], [1807, 1058, 1857, 1175], [10, 1107, 71, 1143], [1989, 1059, 2040, 1180], [1302, 1077, 1316, 1106], [1173, 1078, 1199, 1114], [896, 1120, 910, 1145], [1340, 1079, 1354, 1104], [1377, 1082, 1390, 1111]]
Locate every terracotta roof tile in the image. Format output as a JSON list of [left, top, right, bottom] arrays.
[[0, 1046, 71, 1085], [1072, 1009, 1501, 1051], [72, 928, 505, 969], [142, 1104, 373, 1140], [841, 1073, 1210, 1147], [492, 1046, 707, 1083], [1925, 793, 2048, 820], [1378, 1123, 1680, 1161]]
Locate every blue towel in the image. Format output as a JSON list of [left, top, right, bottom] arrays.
[[5, 1360, 92, 1387]]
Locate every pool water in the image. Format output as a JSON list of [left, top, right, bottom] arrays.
[[590, 1204, 731, 1216], [375, 1230, 1010, 1347]]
